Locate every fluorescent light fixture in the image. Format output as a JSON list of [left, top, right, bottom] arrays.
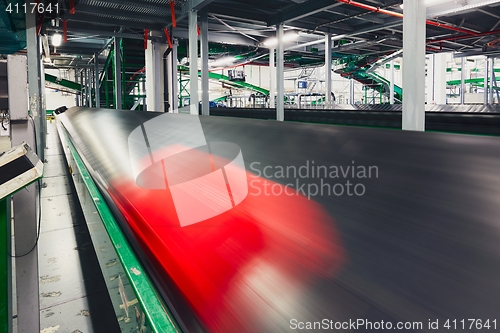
[[210, 56, 236, 67], [263, 31, 299, 47], [51, 33, 62, 47], [428, 0, 500, 16]]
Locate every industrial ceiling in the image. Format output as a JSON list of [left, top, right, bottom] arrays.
[[29, 0, 500, 67]]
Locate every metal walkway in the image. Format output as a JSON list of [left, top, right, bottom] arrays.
[[33, 120, 119, 333]]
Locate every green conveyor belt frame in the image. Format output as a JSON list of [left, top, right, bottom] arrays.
[[178, 65, 269, 107], [45, 73, 82, 93], [58, 121, 180, 333]]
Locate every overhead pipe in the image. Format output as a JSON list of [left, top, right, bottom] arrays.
[[144, 29, 149, 49], [164, 28, 173, 48], [170, 1, 177, 27], [427, 28, 500, 45], [337, 0, 480, 36], [336, 36, 400, 51]]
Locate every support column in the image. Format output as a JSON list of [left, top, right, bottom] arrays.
[[484, 56, 489, 105], [325, 33, 332, 106], [402, 0, 426, 131], [349, 78, 355, 104], [200, 10, 209, 116], [489, 58, 494, 104], [434, 53, 447, 104], [146, 32, 166, 112], [171, 39, 179, 112], [85, 68, 89, 107], [426, 56, 433, 104], [94, 53, 100, 108], [269, 47, 275, 108], [460, 57, 465, 105], [390, 59, 395, 104], [189, 9, 199, 114], [10, 51, 40, 333], [276, 24, 284, 121], [75, 68, 80, 107], [0, 197, 11, 333], [80, 70, 84, 106], [114, 37, 122, 109]]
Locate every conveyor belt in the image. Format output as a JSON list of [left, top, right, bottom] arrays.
[[209, 106, 500, 135], [58, 107, 500, 332]]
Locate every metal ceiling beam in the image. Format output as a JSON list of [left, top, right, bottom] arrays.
[[267, 0, 344, 26], [286, 19, 404, 51], [73, 3, 171, 17], [47, 27, 144, 40], [64, 13, 165, 30], [207, 5, 267, 23], [172, 28, 257, 46], [183, 0, 217, 14], [324, 8, 385, 25]]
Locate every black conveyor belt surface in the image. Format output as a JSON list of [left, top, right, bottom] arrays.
[[208, 107, 500, 135]]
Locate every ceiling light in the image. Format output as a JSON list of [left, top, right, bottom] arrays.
[[51, 33, 62, 47], [263, 31, 299, 47], [210, 56, 236, 67]]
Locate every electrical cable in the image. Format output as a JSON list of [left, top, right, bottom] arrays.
[[6, 114, 43, 258]]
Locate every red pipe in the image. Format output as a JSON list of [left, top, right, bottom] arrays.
[[69, 0, 75, 14], [164, 28, 173, 48], [144, 29, 149, 49], [427, 28, 500, 44], [170, 1, 177, 28], [337, 0, 479, 36]]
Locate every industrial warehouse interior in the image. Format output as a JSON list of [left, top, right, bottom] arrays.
[[1, 0, 500, 332]]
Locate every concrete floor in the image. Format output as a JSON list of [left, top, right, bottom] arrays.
[[13, 120, 119, 333]]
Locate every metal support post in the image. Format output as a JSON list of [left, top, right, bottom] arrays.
[[484, 56, 489, 105], [426, 55, 434, 104], [83, 68, 88, 106], [269, 47, 275, 108], [114, 37, 123, 109], [434, 53, 447, 104], [200, 10, 209, 116], [189, 9, 199, 114], [95, 53, 100, 108], [75, 68, 80, 106], [349, 78, 355, 104], [80, 70, 84, 106], [325, 33, 332, 106], [146, 32, 166, 112], [489, 58, 495, 104], [0, 197, 12, 333], [276, 24, 284, 121], [390, 60, 395, 104], [493, 59, 500, 104], [460, 57, 465, 105], [402, 0, 425, 131], [172, 39, 179, 112]]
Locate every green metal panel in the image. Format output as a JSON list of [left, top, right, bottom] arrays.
[[0, 197, 11, 333], [447, 77, 500, 86], [45, 73, 82, 92], [62, 130, 180, 333], [178, 65, 270, 97]]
